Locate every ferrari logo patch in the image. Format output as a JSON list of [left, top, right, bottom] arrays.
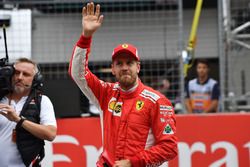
[[136, 100, 144, 111], [122, 44, 128, 48]]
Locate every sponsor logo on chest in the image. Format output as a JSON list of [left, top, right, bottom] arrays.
[[108, 97, 122, 116]]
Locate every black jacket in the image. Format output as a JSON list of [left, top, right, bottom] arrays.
[[16, 91, 44, 167]]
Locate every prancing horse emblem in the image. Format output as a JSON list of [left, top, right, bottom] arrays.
[[136, 100, 144, 111]]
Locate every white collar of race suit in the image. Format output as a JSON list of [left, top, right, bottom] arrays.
[[120, 82, 139, 93]]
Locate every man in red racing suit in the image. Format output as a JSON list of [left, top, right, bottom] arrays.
[[68, 2, 177, 167]]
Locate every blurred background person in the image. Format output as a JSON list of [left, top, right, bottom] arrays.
[[185, 59, 220, 113], [158, 78, 171, 96]]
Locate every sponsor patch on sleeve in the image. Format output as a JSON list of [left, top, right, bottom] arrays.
[[141, 89, 160, 101], [163, 124, 174, 135], [160, 105, 173, 111]]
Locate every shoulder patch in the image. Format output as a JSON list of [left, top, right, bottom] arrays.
[[163, 124, 174, 135], [141, 89, 160, 102], [160, 105, 173, 111]]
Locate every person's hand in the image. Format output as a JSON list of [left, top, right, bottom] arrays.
[[82, 2, 104, 37], [0, 104, 20, 123], [113, 159, 131, 167]]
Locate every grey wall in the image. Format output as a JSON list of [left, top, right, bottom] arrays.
[[32, 9, 218, 63], [31, 7, 250, 101], [228, 49, 250, 97], [32, 14, 81, 63], [183, 9, 218, 58]]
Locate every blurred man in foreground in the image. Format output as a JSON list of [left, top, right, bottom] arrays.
[[0, 58, 57, 167]]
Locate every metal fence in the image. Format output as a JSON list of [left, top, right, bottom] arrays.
[[0, 0, 183, 116], [1, 0, 249, 115], [218, 0, 250, 112]]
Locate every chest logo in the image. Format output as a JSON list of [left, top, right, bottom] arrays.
[[136, 100, 144, 111], [108, 97, 122, 116], [113, 103, 122, 113]]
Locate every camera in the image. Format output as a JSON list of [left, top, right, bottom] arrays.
[[0, 22, 14, 99], [0, 58, 14, 99]]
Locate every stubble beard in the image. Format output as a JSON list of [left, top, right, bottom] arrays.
[[13, 86, 25, 94], [118, 74, 137, 90], [13, 82, 29, 95]]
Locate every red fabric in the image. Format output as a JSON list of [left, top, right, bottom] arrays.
[[112, 43, 140, 61], [69, 36, 178, 167], [77, 35, 92, 48]]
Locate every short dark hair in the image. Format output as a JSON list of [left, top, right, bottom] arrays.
[[196, 59, 209, 68]]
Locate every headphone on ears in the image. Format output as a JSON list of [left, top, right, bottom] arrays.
[[32, 65, 44, 90]]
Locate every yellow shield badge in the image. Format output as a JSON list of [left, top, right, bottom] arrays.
[[136, 100, 144, 111]]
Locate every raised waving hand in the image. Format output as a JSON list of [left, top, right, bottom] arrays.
[[82, 2, 104, 37]]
